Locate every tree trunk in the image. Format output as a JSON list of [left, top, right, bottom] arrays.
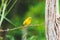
[[45, 0, 60, 40]]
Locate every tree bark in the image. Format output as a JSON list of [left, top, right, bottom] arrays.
[[45, 0, 60, 40]]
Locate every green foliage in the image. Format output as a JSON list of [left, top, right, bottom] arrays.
[[0, 0, 55, 40], [6, 35, 14, 40]]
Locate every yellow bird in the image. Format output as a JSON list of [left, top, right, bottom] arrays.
[[23, 17, 31, 26]]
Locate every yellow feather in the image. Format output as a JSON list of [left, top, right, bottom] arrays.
[[23, 17, 31, 26]]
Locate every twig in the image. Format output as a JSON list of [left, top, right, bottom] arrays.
[[0, 23, 45, 32]]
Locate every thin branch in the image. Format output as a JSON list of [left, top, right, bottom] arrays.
[[0, 23, 44, 32]]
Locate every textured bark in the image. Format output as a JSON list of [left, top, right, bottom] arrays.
[[45, 0, 59, 40]]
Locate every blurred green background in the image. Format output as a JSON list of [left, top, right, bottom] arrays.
[[0, 0, 60, 40]]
